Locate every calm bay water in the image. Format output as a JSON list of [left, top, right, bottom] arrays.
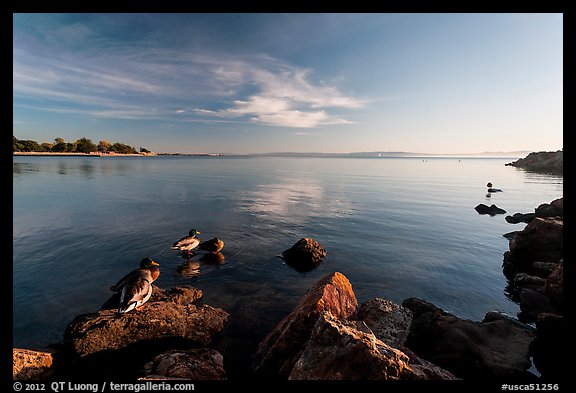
[[13, 156, 562, 364]]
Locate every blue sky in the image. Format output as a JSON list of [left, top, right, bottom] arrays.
[[13, 13, 563, 154]]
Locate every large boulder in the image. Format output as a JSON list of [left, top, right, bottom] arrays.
[[142, 348, 227, 380], [402, 298, 535, 380], [254, 273, 457, 380], [282, 238, 327, 271], [288, 312, 410, 380], [252, 271, 357, 378], [503, 217, 563, 279], [13, 348, 54, 380], [64, 286, 229, 359]]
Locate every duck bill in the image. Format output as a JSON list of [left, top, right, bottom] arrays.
[[151, 261, 160, 266]]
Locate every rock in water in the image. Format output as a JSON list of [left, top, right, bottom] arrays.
[[475, 204, 506, 215], [282, 238, 327, 271], [253, 272, 458, 380], [253, 272, 357, 378], [64, 286, 229, 359], [402, 298, 535, 379], [502, 217, 563, 279]]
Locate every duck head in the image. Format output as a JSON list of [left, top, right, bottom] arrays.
[[188, 229, 201, 237], [140, 257, 160, 268]]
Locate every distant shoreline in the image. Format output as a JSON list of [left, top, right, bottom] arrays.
[[13, 151, 528, 159], [13, 151, 226, 157]]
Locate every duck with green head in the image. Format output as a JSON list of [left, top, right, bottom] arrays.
[[171, 229, 201, 254], [111, 257, 160, 314]]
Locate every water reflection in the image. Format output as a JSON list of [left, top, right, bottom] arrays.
[[13, 162, 39, 176], [238, 179, 352, 224], [177, 251, 225, 278]]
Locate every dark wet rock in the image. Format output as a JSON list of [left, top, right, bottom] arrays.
[[482, 311, 536, 333], [142, 348, 227, 380], [399, 346, 460, 380], [475, 203, 506, 215], [513, 273, 546, 290], [502, 217, 563, 279], [543, 261, 563, 311], [503, 231, 520, 240], [505, 212, 535, 224], [403, 299, 535, 380], [505, 150, 563, 175], [64, 286, 229, 359], [530, 313, 566, 379], [357, 298, 413, 347], [535, 201, 563, 218], [401, 297, 443, 319], [531, 261, 558, 277], [13, 348, 55, 380], [282, 237, 327, 271], [518, 288, 557, 323], [253, 271, 357, 378]]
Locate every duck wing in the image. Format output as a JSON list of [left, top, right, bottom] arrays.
[[111, 268, 139, 292], [117, 269, 153, 313], [172, 235, 200, 250]]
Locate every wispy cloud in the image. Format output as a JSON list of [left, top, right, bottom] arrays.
[[13, 26, 365, 128]]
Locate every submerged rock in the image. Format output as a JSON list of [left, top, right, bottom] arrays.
[[475, 204, 506, 216], [13, 348, 54, 380], [282, 238, 327, 271]]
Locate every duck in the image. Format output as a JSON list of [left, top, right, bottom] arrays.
[[198, 237, 225, 254], [110, 257, 160, 314], [486, 182, 503, 193], [171, 229, 201, 254]]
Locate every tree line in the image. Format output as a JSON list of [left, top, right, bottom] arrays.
[[13, 136, 151, 154]]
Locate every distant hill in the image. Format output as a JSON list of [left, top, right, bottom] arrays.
[[240, 151, 531, 158]]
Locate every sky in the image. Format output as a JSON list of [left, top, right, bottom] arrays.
[[13, 13, 563, 154]]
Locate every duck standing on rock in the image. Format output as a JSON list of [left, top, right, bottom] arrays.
[[171, 229, 201, 255], [111, 258, 160, 313]]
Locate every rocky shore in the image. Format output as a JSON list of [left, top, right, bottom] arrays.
[[505, 150, 563, 175], [14, 200, 564, 381]]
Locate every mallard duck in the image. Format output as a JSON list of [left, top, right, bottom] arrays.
[[198, 237, 224, 254], [111, 257, 160, 314], [171, 229, 201, 254]]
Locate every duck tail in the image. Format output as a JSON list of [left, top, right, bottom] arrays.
[[117, 301, 136, 314]]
